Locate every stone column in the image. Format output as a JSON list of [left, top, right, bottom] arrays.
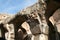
[[40, 23, 49, 40], [4, 24, 15, 40], [22, 22, 32, 40]]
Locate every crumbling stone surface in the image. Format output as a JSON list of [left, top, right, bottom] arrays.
[[0, 3, 48, 40], [0, 13, 14, 24], [1, 0, 60, 40], [0, 1, 48, 40], [0, 14, 15, 40]]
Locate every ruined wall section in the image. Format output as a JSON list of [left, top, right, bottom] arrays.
[[18, 1, 49, 40], [18, 2, 46, 22], [18, 3, 40, 15], [0, 13, 17, 40], [0, 13, 15, 24]]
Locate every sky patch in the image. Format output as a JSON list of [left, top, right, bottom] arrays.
[[0, 0, 37, 14]]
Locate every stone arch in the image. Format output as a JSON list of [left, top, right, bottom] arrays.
[[8, 14, 28, 40], [44, 0, 60, 40]]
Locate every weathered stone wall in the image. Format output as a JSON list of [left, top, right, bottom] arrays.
[[0, 14, 15, 40], [0, 13, 15, 24], [0, 0, 48, 40], [0, 0, 60, 40], [17, 1, 49, 40]]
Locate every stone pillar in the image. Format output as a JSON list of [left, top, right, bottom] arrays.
[[4, 24, 15, 40], [40, 23, 48, 40], [35, 10, 48, 40], [22, 22, 32, 40]]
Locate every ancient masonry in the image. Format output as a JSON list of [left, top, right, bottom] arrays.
[[0, 0, 60, 40]]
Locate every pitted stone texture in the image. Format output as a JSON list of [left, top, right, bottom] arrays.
[[0, 14, 14, 24]]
